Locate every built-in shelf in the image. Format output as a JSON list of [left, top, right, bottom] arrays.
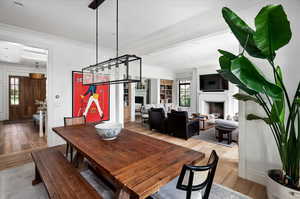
[[160, 79, 173, 103]]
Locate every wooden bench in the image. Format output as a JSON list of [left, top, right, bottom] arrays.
[[31, 147, 103, 199]]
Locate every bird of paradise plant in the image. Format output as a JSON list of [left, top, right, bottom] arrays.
[[217, 4, 300, 189]]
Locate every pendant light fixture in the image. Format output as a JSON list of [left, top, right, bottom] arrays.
[[82, 0, 142, 85]]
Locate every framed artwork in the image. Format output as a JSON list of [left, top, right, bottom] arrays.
[[72, 71, 110, 123]]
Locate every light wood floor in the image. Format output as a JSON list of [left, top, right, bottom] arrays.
[[0, 121, 266, 198], [0, 121, 47, 170], [125, 122, 267, 199]]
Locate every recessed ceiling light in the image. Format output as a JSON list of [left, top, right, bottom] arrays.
[[13, 1, 24, 7]]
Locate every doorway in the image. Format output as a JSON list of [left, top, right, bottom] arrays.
[[124, 83, 131, 123], [0, 41, 48, 165]]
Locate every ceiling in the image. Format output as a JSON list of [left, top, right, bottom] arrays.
[[0, 0, 267, 49], [0, 0, 268, 72], [144, 32, 239, 72], [0, 41, 48, 68]]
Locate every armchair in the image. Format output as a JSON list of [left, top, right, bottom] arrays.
[[167, 111, 199, 140], [148, 108, 167, 133]]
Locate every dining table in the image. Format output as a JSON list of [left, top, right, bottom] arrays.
[[52, 125, 205, 199]]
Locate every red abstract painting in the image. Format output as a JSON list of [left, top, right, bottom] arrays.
[[72, 71, 110, 123]]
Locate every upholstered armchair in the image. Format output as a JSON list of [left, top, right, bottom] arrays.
[[148, 108, 167, 133], [167, 111, 199, 140]]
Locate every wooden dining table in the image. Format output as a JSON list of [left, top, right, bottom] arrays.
[[52, 125, 205, 199]]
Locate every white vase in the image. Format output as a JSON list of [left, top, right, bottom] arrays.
[[267, 170, 300, 199]]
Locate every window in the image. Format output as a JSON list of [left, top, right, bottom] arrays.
[[179, 80, 191, 107], [9, 77, 20, 105]]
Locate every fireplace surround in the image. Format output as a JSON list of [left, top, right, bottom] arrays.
[[206, 101, 224, 119], [198, 90, 238, 119]]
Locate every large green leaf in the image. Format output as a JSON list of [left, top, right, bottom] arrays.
[[218, 69, 257, 95], [222, 7, 266, 59], [217, 50, 257, 95], [233, 93, 260, 104], [270, 66, 285, 123], [230, 56, 283, 99], [254, 5, 292, 59], [247, 114, 271, 124], [218, 49, 236, 60], [296, 98, 300, 105]]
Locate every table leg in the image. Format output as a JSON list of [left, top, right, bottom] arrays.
[[228, 132, 232, 145], [218, 131, 223, 142], [73, 151, 84, 168], [116, 188, 131, 199], [70, 146, 73, 163], [32, 165, 42, 185]]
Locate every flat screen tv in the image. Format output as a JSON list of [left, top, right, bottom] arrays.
[[200, 74, 228, 92]]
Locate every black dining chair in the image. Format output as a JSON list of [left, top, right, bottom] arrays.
[[64, 116, 86, 162], [151, 150, 219, 199]]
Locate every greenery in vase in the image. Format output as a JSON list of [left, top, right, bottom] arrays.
[[217, 4, 300, 189]]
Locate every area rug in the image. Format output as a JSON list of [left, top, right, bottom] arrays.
[[0, 163, 251, 199], [193, 128, 238, 147]]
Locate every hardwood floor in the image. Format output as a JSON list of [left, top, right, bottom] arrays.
[[124, 122, 267, 199], [0, 121, 266, 198], [0, 121, 47, 170]]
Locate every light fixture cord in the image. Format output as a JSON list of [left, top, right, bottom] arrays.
[[116, 0, 119, 59], [96, 6, 99, 64]]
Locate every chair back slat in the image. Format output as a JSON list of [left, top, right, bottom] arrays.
[[64, 116, 86, 127], [176, 150, 219, 199]]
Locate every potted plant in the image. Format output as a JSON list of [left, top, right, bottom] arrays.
[[217, 4, 300, 198]]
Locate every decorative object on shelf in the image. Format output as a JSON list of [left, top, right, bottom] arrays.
[[72, 71, 110, 123], [82, 0, 142, 85], [29, 73, 45, 79], [217, 4, 300, 198], [95, 122, 122, 140]]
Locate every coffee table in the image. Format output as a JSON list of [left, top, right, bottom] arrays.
[[215, 126, 235, 144]]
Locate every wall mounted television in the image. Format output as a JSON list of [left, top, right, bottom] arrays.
[[200, 74, 228, 92]]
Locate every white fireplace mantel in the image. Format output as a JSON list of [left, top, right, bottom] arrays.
[[198, 90, 238, 119]]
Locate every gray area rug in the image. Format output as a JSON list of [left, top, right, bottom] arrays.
[[193, 128, 238, 147], [0, 163, 251, 199]]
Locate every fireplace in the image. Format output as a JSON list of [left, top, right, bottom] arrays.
[[205, 101, 224, 119], [198, 87, 238, 119], [135, 96, 144, 105]]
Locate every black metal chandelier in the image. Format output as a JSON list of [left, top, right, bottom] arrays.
[[82, 0, 142, 85]]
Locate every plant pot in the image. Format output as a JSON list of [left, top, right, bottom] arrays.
[[267, 169, 300, 199]]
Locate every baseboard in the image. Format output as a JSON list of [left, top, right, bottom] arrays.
[[245, 167, 267, 186]]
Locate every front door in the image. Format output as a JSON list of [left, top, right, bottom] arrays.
[[9, 76, 46, 121]]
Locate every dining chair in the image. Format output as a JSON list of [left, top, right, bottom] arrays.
[[151, 150, 219, 199], [64, 116, 86, 162]]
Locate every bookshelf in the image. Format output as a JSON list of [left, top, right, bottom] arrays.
[[160, 79, 173, 103]]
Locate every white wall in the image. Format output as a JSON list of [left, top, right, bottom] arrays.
[[237, 0, 300, 185], [0, 23, 176, 144], [0, 23, 117, 147], [0, 63, 46, 121], [149, 79, 160, 104]]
